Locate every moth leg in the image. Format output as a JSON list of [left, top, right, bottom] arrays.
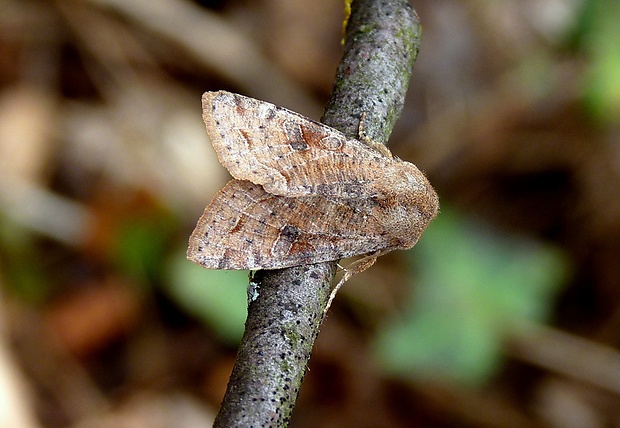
[[324, 252, 381, 314], [357, 112, 393, 159]]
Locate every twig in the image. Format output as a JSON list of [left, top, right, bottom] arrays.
[[213, 0, 421, 426]]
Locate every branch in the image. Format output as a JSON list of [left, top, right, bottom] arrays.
[[213, 1, 421, 426]]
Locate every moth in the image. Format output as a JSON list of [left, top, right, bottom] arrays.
[[187, 91, 438, 280]]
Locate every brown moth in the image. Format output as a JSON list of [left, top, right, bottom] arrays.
[[187, 91, 438, 275]]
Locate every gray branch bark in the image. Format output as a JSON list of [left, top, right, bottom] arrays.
[[213, 1, 421, 426]]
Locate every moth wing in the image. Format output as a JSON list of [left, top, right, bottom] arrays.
[[202, 91, 397, 199], [187, 180, 397, 270]]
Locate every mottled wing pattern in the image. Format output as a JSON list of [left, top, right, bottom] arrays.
[[190, 91, 440, 271], [202, 91, 397, 199], [187, 180, 398, 270]]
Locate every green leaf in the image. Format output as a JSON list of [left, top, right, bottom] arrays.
[[112, 211, 178, 283], [571, 0, 620, 124], [164, 247, 248, 344], [374, 207, 568, 385]]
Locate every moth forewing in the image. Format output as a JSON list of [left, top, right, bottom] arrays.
[[189, 91, 439, 272]]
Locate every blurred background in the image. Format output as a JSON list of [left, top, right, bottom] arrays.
[[1, 0, 620, 426]]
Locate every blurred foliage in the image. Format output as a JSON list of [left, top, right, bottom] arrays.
[[0, 213, 46, 303], [374, 207, 569, 385], [110, 206, 179, 285], [570, 0, 620, 123], [165, 247, 248, 344]]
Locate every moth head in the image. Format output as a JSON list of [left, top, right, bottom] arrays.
[[377, 203, 422, 249], [377, 164, 439, 249]]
